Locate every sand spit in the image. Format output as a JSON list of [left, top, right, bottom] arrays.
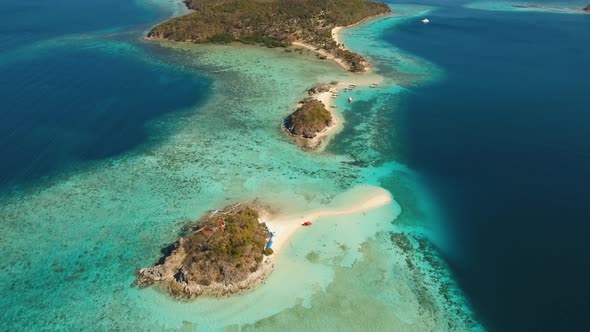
[[263, 186, 392, 255], [297, 75, 382, 151]]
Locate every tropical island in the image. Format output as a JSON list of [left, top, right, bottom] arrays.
[[135, 204, 273, 298], [284, 95, 334, 149], [146, 0, 391, 72], [285, 98, 332, 139], [134, 186, 394, 299], [584, 4, 590, 12]]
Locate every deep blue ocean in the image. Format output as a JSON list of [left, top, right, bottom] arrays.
[[0, 0, 210, 189], [0, 0, 154, 49], [1, 0, 590, 330], [384, 2, 590, 331]]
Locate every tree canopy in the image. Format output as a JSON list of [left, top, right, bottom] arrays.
[[147, 0, 391, 71]]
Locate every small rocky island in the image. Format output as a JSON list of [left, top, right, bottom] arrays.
[[135, 205, 272, 298], [584, 4, 590, 12], [146, 0, 391, 72], [284, 97, 333, 149]]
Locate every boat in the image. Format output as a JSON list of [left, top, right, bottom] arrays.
[[347, 97, 353, 103], [302, 221, 312, 226], [422, 18, 430, 24]]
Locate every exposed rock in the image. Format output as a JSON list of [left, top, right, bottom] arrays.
[[307, 84, 331, 96], [284, 99, 332, 139], [134, 204, 270, 299], [146, 0, 392, 72], [584, 5, 590, 12]]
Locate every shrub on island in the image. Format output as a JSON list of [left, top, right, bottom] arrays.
[[134, 205, 271, 298], [146, 0, 392, 72], [284, 99, 332, 139]]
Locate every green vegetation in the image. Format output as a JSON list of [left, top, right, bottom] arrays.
[[134, 204, 272, 297], [263, 248, 274, 256], [178, 206, 269, 285], [147, 0, 391, 72], [284, 99, 332, 139]]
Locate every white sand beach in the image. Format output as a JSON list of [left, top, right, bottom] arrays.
[[262, 185, 392, 255], [304, 75, 383, 150]]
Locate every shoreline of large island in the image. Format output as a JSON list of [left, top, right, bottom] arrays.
[[145, 0, 392, 73], [290, 12, 390, 73]]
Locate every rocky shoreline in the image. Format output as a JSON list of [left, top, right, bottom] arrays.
[[134, 204, 274, 299], [145, 0, 391, 72], [283, 84, 336, 150]]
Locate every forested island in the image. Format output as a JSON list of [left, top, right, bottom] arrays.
[[147, 0, 391, 72], [284, 98, 333, 146], [135, 204, 272, 298]]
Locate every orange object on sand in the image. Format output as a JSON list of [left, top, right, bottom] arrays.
[[302, 221, 312, 226]]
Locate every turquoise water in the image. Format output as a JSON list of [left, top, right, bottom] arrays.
[[0, 1, 482, 331]]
